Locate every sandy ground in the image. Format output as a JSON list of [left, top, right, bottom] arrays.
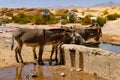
[[101, 19, 120, 44]]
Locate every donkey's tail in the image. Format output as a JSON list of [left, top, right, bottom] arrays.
[[11, 34, 14, 50]]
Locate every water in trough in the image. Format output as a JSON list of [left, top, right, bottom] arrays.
[[99, 42, 120, 54], [85, 42, 120, 54]]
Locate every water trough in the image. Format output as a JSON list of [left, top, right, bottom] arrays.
[[60, 43, 120, 80]]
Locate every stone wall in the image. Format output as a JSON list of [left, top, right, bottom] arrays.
[[61, 44, 120, 80]]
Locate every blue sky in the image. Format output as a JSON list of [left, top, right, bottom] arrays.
[[0, 0, 120, 8]]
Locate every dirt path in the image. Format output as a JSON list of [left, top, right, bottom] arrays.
[[100, 19, 120, 44]]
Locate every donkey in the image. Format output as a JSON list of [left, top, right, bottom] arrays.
[[11, 28, 84, 65], [62, 24, 102, 42], [77, 24, 102, 41]]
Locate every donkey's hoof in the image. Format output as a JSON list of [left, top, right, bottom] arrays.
[[38, 61, 44, 65]]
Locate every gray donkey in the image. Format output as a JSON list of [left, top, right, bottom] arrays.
[[11, 28, 85, 65]]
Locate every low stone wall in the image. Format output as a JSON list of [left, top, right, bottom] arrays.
[[61, 44, 120, 80]]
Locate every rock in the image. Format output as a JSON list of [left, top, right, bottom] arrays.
[[70, 68, 74, 71], [76, 68, 82, 72], [60, 72, 65, 77]]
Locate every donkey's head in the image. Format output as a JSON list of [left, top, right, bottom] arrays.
[[63, 31, 85, 45]]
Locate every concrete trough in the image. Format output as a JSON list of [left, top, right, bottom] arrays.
[[60, 44, 120, 80]]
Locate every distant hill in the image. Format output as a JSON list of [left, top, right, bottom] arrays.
[[48, 5, 83, 9], [94, 1, 120, 6], [48, 2, 120, 8]]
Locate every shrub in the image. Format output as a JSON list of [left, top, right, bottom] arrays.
[[43, 16, 50, 23], [0, 18, 12, 23], [68, 14, 76, 23], [12, 13, 30, 24], [114, 13, 120, 18], [18, 18, 30, 24], [61, 14, 67, 19], [81, 15, 91, 25], [107, 14, 118, 20], [32, 16, 41, 25], [32, 15, 59, 25], [47, 16, 59, 24], [97, 17, 106, 27], [61, 19, 68, 25]]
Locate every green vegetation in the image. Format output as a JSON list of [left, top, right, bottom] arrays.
[[0, 18, 12, 25], [0, 9, 119, 26], [81, 15, 92, 25], [97, 17, 106, 27], [61, 14, 67, 19], [61, 19, 68, 25], [107, 13, 120, 20], [12, 12, 59, 25], [47, 16, 59, 24], [12, 13, 31, 24], [31, 15, 41, 25], [68, 14, 76, 23]]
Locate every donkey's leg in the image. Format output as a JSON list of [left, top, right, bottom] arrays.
[[58, 43, 64, 65], [49, 45, 55, 65], [15, 47, 19, 63], [38, 46, 44, 65], [54, 43, 59, 65], [18, 42, 23, 63], [33, 47, 37, 60], [55, 47, 58, 65]]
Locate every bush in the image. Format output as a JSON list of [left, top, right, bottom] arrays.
[[97, 17, 106, 27], [68, 14, 76, 23], [12, 13, 30, 24], [61, 14, 67, 19], [32, 16, 41, 25], [81, 15, 91, 25], [114, 13, 120, 18], [47, 16, 59, 24], [107, 14, 118, 20], [61, 19, 68, 25]]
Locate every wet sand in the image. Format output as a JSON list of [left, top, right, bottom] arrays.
[[0, 62, 107, 80]]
